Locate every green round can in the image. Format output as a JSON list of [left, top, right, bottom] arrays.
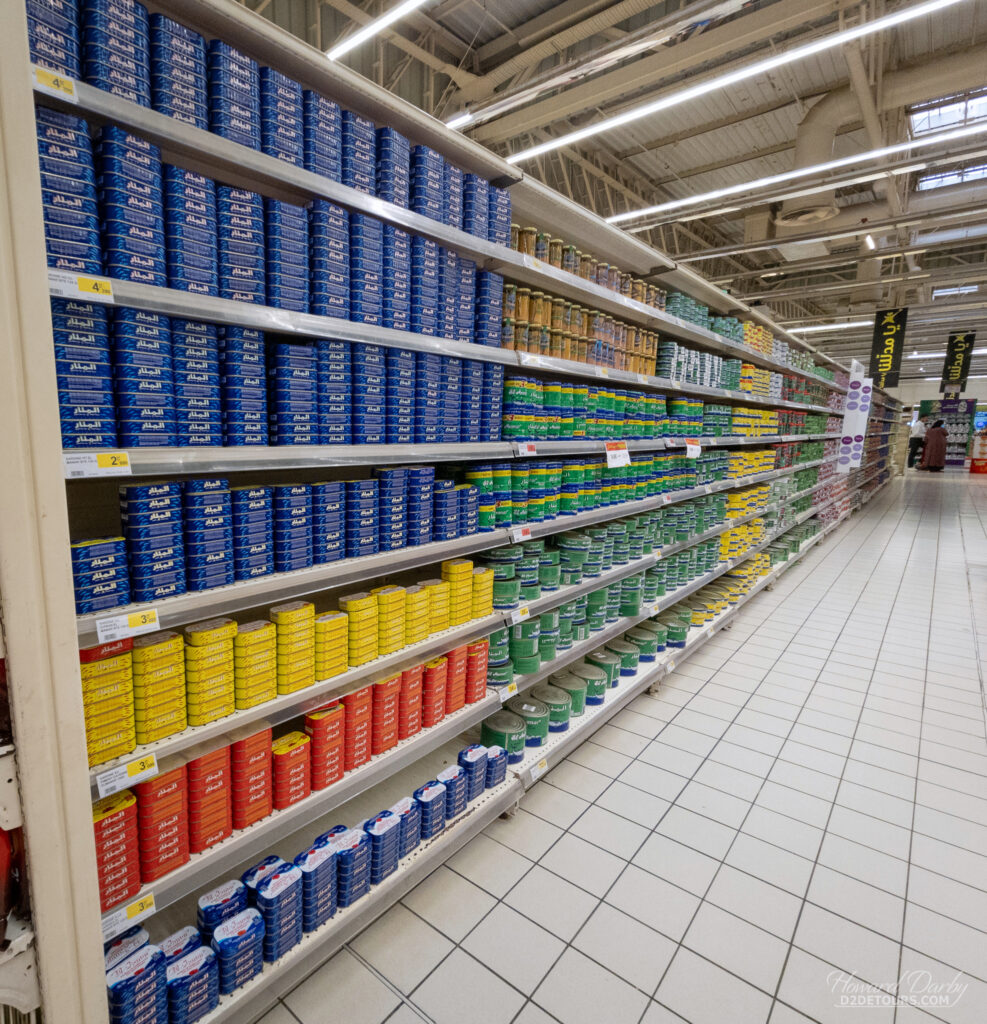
[[478, 506, 496, 529], [519, 583, 542, 603], [486, 561, 516, 580], [587, 610, 606, 631], [511, 618, 541, 640], [549, 671, 587, 716], [493, 578, 522, 607], [506, 696, 550, 746], [509, 636, 539, 660], [586, 648, 621, 686], [625, 627, 659, 658], [569, 661, 609, 704], [539, 564, 561, 588], [572, 621, 590, 641], [539, 549, 560, 566], [486, 545, 524, 562], [539, 608, 560, 630], [539, 634, 559, 662], [512, 653, 542, 675], [531, 684, 572, 732], [486, 660, 515, 686], [521, 539, 545, 556], [481, 709, 527, 758]]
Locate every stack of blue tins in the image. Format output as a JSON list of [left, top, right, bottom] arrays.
[[461, 360, 484, 443], [313, 481, 344, 564], [345, 480, 377, 558], [150, 14, 206, 130], [54, 299, 116, 448], [120, 480, 186, 602], [432, 479, 458, 541], [260, 67, 303, 168], [268, 340, 317, 445], [385, 348, 415, 444], [309, 200, 349, 318], [341, 110, 375, 194], [376, 126, 410, 207], [411, 145, 443, 220], [439, 356, 462, 443], [463, 173, 490, 239], [374, 468, 407, 552], [72, 537, 129, 613], [382, 225, 411, 330], [457, 256, 476, 343], [438, 247, 458, 340], [488, 186, 512, 246], [316, 339, 351, 444], [411, 237, 440, 336], [98, 125, 165, 285], [256, 865, 303, 963], [274, 484, 312, 572], [458, 484, 479, 535], [405, 466, 434, 546], [183, 478, 233, 591], [113, 308, 176, 447], [232, 485, 273, 579], [164, 165, 217, 296], [292, 842, 337, 933], [352, 343, 385, 444], [221, 326, 267, 445], [207, 41, 260, 150], [443, 163, 463, 228], [35, 109, 101, 275], [265, 198, 309, 312], [28, 0, 78, 78], [218, 186, 265, 304], [350, 212, 383, 325], [303, 92, 341, 181], [480, 364, 505, 441], [172, 320, 222, 446], [475, 271, 504, 346], [415, 353, 442, 443], [82, 0, 150, 107]]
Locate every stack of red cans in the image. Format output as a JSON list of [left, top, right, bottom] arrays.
[[187, 742, 232, 854], [305, 703, 345, 789], [230, 723, 273, 829], [342, 687, 373, 770], [465, 640, 489, 703], [272, 731, 311, 809], [134, 757, 189, 883], [371, 675, 402, 755], [92, 789, 141, 912], [398, 665, 423, 740], [444, 646, 469, 715], [422, 657, 447, 728]]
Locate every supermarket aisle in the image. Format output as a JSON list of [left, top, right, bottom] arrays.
[[267, 474, 987, 1024]]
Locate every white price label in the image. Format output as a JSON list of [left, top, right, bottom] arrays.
[[604, 440, 631, 468], [96, 608, 160, 643], [636, 373, 649, 385], [519, 353, 546, 368], [661, 495, 671, 504], [510, 606, 530, 625], [96, 753, 158, 799], [516, 442, 537, 456], [510, 526, 532, 543], [499, 681, 518, 702], [704, 484, 712, 494], [48, 269, 114, 303], [102, 892, 156, 941], [63, 450, 132, 478], [685, 439, 702, 459], [32, 65, 77, 102], [530, 757, 549, 782], [667, 659, 676, 673], [598, 367, 609, 377]]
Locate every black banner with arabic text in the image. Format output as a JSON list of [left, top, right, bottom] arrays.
[[939, 331, 976, 393], [868, 308, 907, 388]]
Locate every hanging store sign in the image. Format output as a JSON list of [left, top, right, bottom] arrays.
[[837, 363, 872, 474], [868, 308, 907, 389], [939, 331, 976, 393]]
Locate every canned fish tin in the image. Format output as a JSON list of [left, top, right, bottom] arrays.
[[531, 684, 571, 732], [549, 671, 587, 716], [586, 648, 621, 687], [505, 695, 550, 747], [568, 661, 608, 705], [480, 710, 526, 763]]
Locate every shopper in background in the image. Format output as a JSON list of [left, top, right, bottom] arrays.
[[920, 419, 948, 472], [908, 415, 928, 467]]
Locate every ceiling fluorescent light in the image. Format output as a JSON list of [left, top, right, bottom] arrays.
[[907, 347, 987, 358], [326, 0, 431, 61], [790, 321, 872, 333], [507, 0, 968, 165], [607, 122, 986, 224], [925, 374, 987, 380], [865, 234, 877, 250], [446, 111, 474, 130]]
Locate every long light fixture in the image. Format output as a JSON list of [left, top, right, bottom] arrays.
[[326, 0, 431, 61], [606, 122, 987, 224], [506, 0, 967, 165], [790, 321, 873, 333], [924, 374, 987, 379], [864, 234, 877, 250], [908, 347, 987, 358]]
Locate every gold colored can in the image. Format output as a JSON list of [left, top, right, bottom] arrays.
[[529, 291, 544, 326], [548, 238, 563, 267], [550, 297, 565, 329], [503, 283, 517, 317], [549, 329, 563, 358], [510, 223, 520, 249], [514, 320, 530, 352], [519, 226, 537, 255], [515, 287, 531, 321]]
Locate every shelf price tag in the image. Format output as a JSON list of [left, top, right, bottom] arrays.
[[63, 450, 132, 479], [510, 526, 532, 543], [636, 373, 649, 385], [516, 442, 537, 456], [49, 270, 114, 304], [95, 753, 158, 799], [509, 606, 530, 625], [604, 440, 631, 468], [518, 353, 546, 368], [96, 608, 160, 644], [32, 65, 77, 101], [499, 681, 518, 702], [102, 892, 156, 941], [530, 757, 549, 783], [685, 439, 702, 459]]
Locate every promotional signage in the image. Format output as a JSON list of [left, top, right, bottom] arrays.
[[868, 308, 907, 388], [939, 331, 976, 392], [837, 362, 872, 474]]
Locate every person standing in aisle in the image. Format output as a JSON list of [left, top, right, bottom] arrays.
[[908, 414, 928, 467], [920, 419, 948, 471]]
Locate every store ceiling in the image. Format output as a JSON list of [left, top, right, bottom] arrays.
[[251, 0, 987, 379]]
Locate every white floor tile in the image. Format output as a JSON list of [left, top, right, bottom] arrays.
[[534, 948, 652, 1024], [520, 781, 589, 829], [402, 867, 497, 942], [683, 901, 789, 992], [570, 804, 650, 859], [504, 865, 598, 941], [705, 863, 803, 941], [606, 864, 701, 941], [656, 947, 773, 1024], [446, 834, 533, 899], [350, 903, 454, 993], [284, 949, 402, 1024], [410, 949, 525, 1024], [461, 903, 564, 996], [539, 833, 625, 897], [573, 903, 677, 993]]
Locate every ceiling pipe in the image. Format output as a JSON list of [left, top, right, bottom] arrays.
[[776, 46, 987, 226]]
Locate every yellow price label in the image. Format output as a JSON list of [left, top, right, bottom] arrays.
[[126, 755, 156, 777], [76, 276, 114, 299], [33, 66, 76, 98], [127, 609, 158, 630], [126, 893, 155, 919], [96, 451, 129, 470]]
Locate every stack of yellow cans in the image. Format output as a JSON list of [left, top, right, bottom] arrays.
[[371, 585, 406, 655], [404, 585, 430, 645], [132, 631, 187, 743], [233, 621, 277, 709], [315, 611, 349, 679], [421, 579, 451, 634], [472, 567, 495, 619], [80, 640, 136, 767], [270, 601, 315, 694], [339, 591, 378, 666], [184, 618, 237, 726], [441, 560, 474, 626]]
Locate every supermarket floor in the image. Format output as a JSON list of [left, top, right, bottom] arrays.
[[263, 472, 987, 1024]]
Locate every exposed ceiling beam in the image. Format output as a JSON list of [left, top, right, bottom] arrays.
[[473, 0, 616, 66], [741, 262, 987, 301]]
